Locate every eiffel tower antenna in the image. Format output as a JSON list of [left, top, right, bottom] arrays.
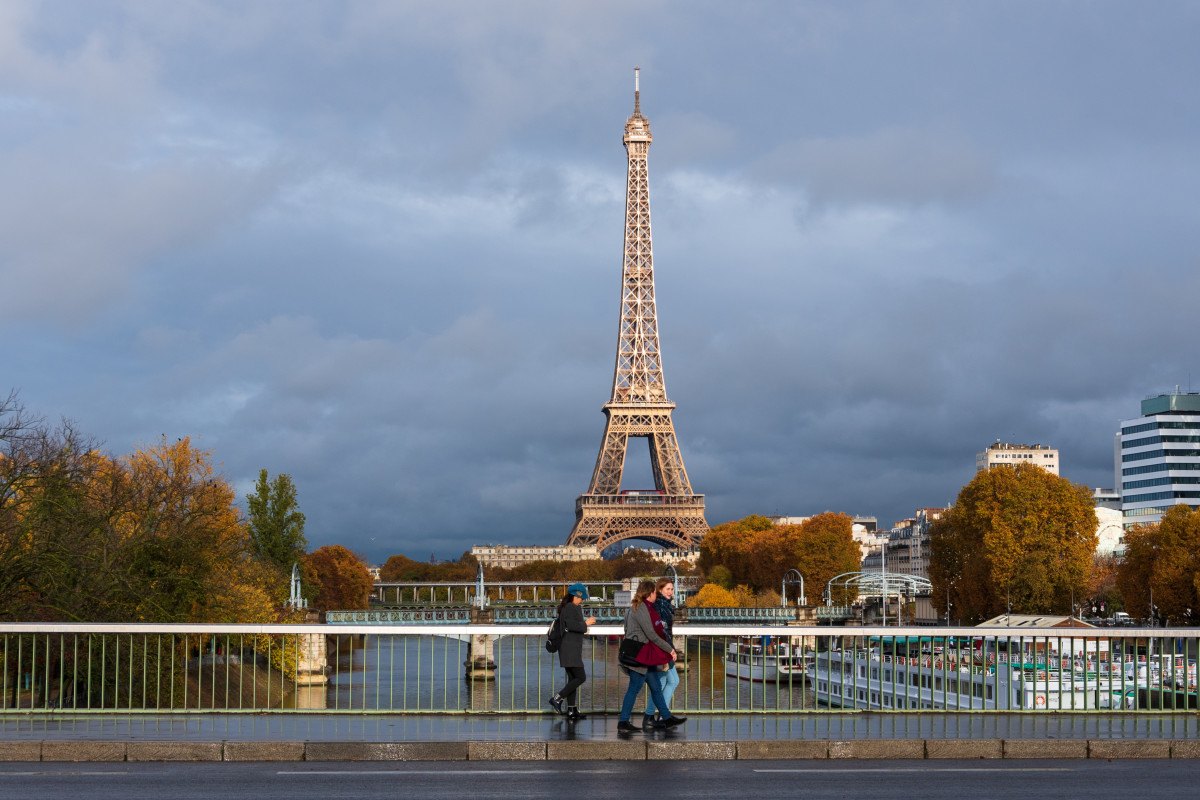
[[566, 69, 709, 553]]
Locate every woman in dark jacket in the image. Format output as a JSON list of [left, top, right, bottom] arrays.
[[548, 582, 595, 721]]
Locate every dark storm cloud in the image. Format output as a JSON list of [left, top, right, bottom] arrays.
[[2, 1, 1198, 560]]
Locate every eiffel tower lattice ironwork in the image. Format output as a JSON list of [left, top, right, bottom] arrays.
[[565, 69, 709, 553]]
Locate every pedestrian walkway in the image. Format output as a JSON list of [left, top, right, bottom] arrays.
[[1, 712, 1197, 742]]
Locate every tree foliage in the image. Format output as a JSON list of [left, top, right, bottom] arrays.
[[0, 392, 283, 623], [686, 583, 736, 607], [928, 462, 1098, 623], [304, 545, 373, 611], [699, 512, 860, 602], [246, 469, 307, 574], [1116, 505, 1200, 624]]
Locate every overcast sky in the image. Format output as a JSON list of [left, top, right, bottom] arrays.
[[3, 2, 1198, 562]]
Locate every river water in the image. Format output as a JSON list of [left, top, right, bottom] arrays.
[[292, 634, 815, 713]]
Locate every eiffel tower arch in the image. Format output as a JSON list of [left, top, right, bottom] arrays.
[[566, 69, 709, 554]]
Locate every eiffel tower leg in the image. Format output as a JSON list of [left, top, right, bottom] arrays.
[[587, 416, 628, 496], [648, 428, 691, 496]]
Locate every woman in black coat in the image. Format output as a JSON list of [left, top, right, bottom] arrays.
[[549, 582, 595, 721]]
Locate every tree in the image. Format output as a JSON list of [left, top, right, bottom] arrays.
[[246, 469, 307, 573], [685, 583, 736, 607], [699, 512, 860, 600], [0, 399, 278, 624], [380, 553, 433, 582], [1087, 554, 1123, 615], [928, 462, 1098, 623], [304, 545, 373, 611], [789, 513, 861, 606], [699, 515, 778, 588], [1117, 505, 1200, 624]]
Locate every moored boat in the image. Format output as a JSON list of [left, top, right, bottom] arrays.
[[724, 637, 808, 682]]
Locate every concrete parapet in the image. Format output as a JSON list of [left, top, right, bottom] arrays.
[[1003, 739, 1087, 759], [0, 742, 41, 762], [468, 741, 547, 760], [736, 740, 828, 760], [306, 742, 467, 761], [1170, 740, 1200, 759], [127, 742, 223, 761], [223, 741, 305, 761], [925, 739, 1001, 759], [547, 740, 645, 760], [42, 741, 126, 762], [648, 741, 735, 760], [829, 740, 924, 759], [1088, 740, 1170, 759]]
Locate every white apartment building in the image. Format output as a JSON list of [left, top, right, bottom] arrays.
[[976, 442, 1059, 475], [471, 544, 600, 569], [1117, 392, 1200, 528]]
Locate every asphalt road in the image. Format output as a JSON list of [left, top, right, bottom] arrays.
[[0, 760, 1196, 800]]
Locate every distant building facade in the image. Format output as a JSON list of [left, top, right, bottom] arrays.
[[471, 544, 600, 569], [1117, 392, 1200, 528], [860, 508, 947, 579], [976, 442, 1059, 475], [616, 545, 700, 567]]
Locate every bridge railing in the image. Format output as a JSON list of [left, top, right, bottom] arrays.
[[1, 624, 1196, 715]]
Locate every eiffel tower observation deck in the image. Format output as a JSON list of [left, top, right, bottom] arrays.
[[566, 69, 709, 553]]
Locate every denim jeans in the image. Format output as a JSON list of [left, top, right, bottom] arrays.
[[619, 667, 670, 722], [643, 664, 679, 716]]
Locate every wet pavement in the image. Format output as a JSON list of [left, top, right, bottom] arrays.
[[1, 712, 1197, 742]]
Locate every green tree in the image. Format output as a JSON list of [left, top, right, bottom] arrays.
[[245, 469, 307, 573], [928, 462, 1098, 623]]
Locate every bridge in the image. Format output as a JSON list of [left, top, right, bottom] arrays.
[[372, 580, 627, 605]]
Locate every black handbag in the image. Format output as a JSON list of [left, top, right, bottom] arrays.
[[618, 637, 643, 668]]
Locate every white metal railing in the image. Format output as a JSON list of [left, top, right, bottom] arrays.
[[1, 624, 1195, 715]]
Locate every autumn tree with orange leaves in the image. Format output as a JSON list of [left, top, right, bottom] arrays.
[[699, 512, 860, 603], [304, 545, 373, 611], [0, 393, 281, 623], [928, 462, 1097, 623], [1117, 505, 1200, 625]]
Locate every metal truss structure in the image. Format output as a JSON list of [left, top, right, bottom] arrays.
[[566, 69, 709, 553]]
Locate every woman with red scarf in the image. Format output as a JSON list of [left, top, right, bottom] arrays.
[[617, 580, 687, 732]]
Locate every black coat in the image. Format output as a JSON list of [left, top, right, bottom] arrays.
[[557, 602, 588, 668]]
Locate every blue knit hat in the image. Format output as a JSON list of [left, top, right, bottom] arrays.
[[567, 583, 589, 600]]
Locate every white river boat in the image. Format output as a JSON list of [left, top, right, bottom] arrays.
[[807, 646, 1137, 710], [724, 637, 809, 682]]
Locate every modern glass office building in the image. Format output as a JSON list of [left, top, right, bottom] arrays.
[[1117, 392, 1200, 528]]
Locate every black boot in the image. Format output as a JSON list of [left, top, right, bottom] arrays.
[[548, 694, 565, 714], [566, 707, 587, 721], [642, 713, 657, 729], [617, 720, 642, 733]]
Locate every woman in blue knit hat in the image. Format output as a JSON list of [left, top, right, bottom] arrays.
[[548, 582, 595, 721]]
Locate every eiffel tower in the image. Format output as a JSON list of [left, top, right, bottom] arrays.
[[566, 69, 709, 553]]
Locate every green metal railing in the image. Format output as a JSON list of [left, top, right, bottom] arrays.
[[1, 624, 1195, 714]]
